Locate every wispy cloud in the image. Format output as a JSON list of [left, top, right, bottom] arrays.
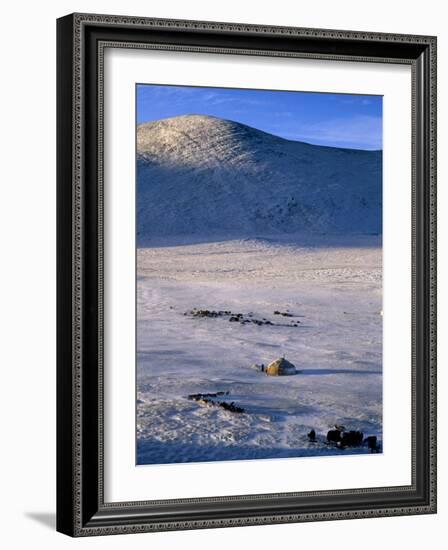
[[199, 91, 270, 108], [339, 96, 375, 106], [137, 84, 383, 150], [138, 86, 270, 109], [275, 115, 382, 150]]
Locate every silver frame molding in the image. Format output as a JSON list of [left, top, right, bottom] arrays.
[[57, 13, 437, 537]]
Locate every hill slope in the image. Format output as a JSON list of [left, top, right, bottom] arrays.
[[137, 115, 382, 242]]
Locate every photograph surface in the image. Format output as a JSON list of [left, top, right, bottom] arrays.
[[135, 84, 383, 465]]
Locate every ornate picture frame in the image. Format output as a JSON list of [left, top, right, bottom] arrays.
[[57, 13, 437, 536]]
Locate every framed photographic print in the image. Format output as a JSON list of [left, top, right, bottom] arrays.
[[56, 13, 437, 536]]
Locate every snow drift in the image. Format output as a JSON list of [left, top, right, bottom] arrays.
[[136, 114, 382, 243]]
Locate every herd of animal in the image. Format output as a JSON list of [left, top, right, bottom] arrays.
[[187, 391, 246, 413], [187, 390, 381, 453], [184, 308, 301, 327], [308, 426, 381, 452]]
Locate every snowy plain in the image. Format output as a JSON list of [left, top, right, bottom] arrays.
[[135, 114, 382, 465], [136, 235, 382, 464]]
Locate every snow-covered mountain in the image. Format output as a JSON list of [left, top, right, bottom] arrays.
[[137, 115, 382, 243]]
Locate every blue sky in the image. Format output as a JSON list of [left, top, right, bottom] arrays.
[[137, 84, 382, 150]]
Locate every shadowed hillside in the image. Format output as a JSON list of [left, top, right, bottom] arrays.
[[137, 114, 382, 244]]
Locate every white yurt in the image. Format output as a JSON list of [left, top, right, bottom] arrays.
[[265, 357, 297, 376]]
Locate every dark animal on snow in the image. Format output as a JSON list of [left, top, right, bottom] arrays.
[[188, 391, 229, 401], [187, 393, 244, 413], [365, 435, 381, 453], [220, 401, 245, 413], [308, 429, 317, 442], [338, 431, 364, 448], [327, 429, 342, 443]]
